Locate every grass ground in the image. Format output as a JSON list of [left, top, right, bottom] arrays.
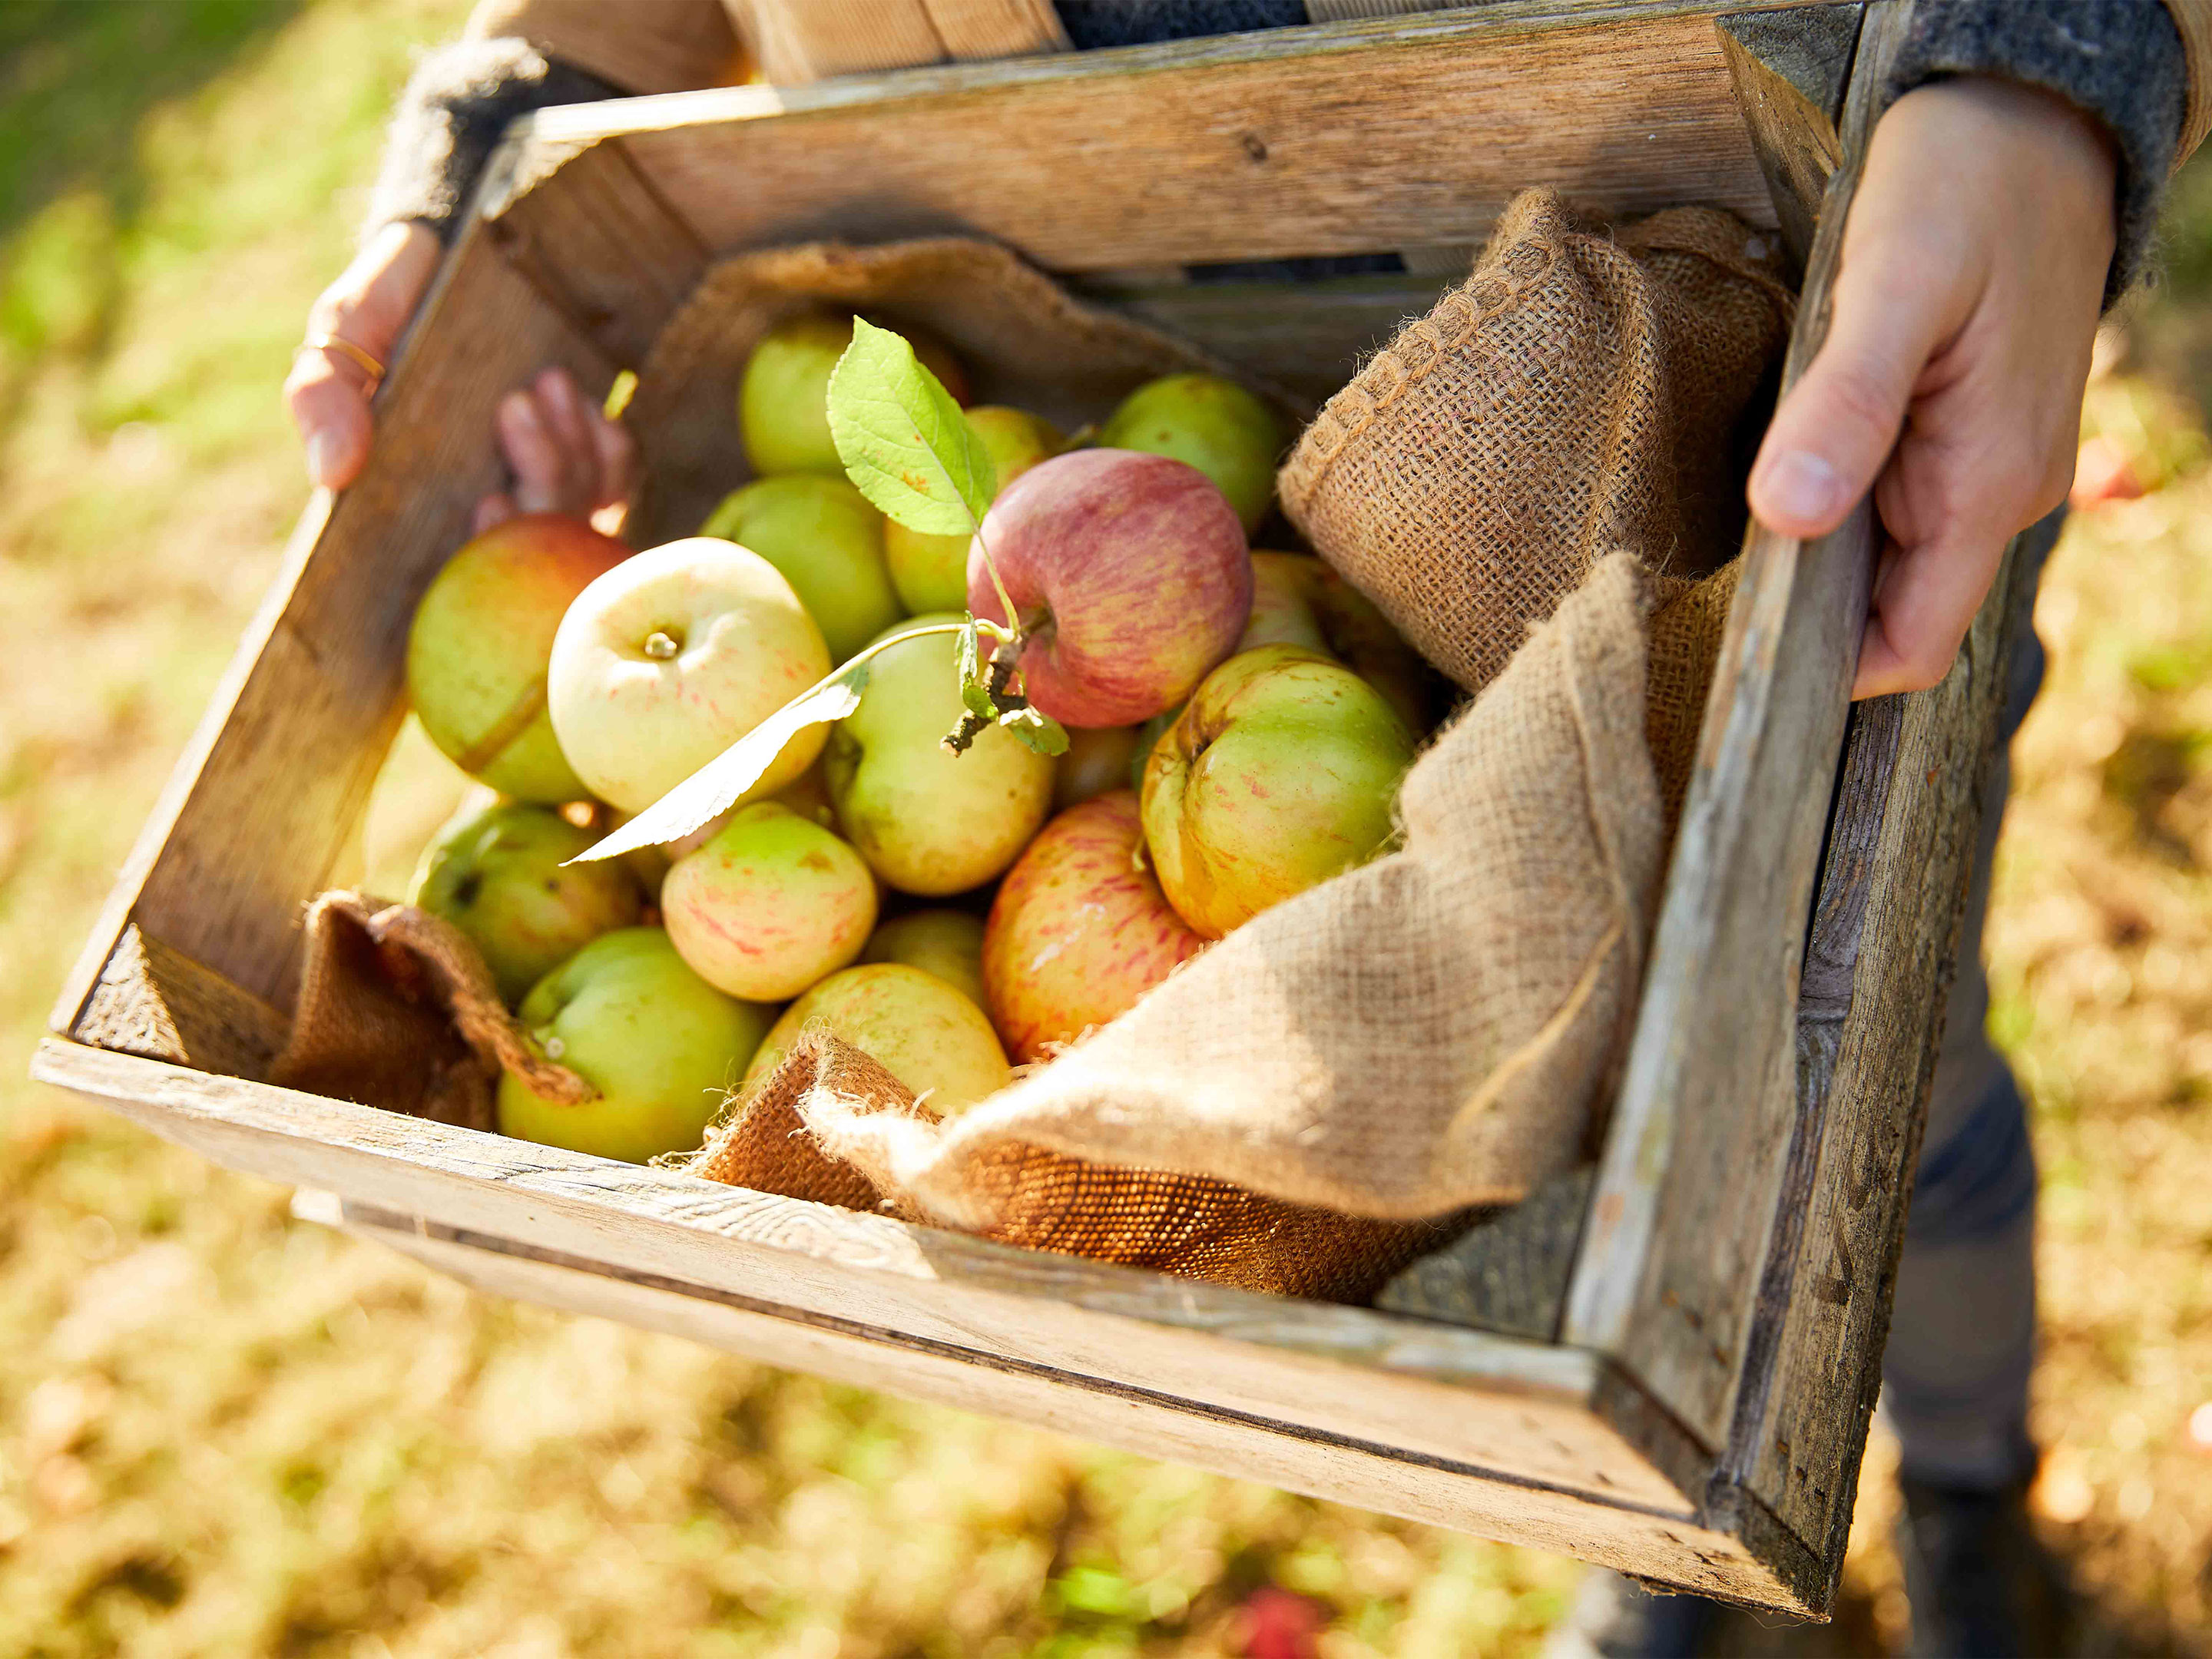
[[1, 6, 2207, 1654]]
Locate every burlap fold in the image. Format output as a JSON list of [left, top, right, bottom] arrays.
[[269, 892, 590, 1131], [1280, 189, 1791, 697], [625, 237, 1296, 548]]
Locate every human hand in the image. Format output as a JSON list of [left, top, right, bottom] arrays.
[[286, 220, 442, 490], [471, 366, 637, 535], [1746, 78, 2117, 698]]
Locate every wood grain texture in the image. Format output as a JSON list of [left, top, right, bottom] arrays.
[[71, 926, 288, 1081], [528, 8, 1778, 275], [1561, 3, 1906, 1452], [31, 1037, 1696, 1518], [1736, 520, 2050, 1581], [1377, 1167, 1594, 1339], [726, 0, 946, 82], [924, 0, 1070, 58], [51, 218, 607, 1023], [320, 1209, 1813, 1608], [1717, 4, 1859, 271]]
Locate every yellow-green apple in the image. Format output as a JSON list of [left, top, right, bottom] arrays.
[[982, 790, 1206, 1061], [740, 962, 1009, 1119], [1097, 373, 1285, 536], [547, 537, 831, 814], [405, 513, 628, 802], [699, 475, 904, 663], [1241, 551, 1433, 734], [1053, 724, 1142, 811], [967, 449, 1251, 727], [823, 614, 1054, 895], [662, 801, 877, 1001], [883, 405, 1059, 614], [409, 800, 644, 1005], [498, 927, 773, 1163], [860, 909, 987, 1008], [1142, 643, 1416, 938], [1128, 706, 1181, 793], [740, 310, 971, 478]]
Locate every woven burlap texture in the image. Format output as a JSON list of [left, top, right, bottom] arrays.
[[690, 553, 1664, 1243], [625, 237, 1297, 548], [269, 892, 591, 1131], [1280, 189, 1792, 697]]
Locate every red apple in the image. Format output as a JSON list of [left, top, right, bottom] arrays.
[[982, 790, 1207, 1062], [966, 449, 1251, 727]]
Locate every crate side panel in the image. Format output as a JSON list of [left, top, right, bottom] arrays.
[[611, 13, 1771, 273], [336, 1215, 1810, 1611], [32, 1037, 1697, 1516]]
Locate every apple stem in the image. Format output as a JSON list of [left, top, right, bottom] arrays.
[[970, 522, 1023, 646], [942, 639, 1024, 756]]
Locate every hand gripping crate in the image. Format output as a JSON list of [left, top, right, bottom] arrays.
[[33, 2, 2046, 1616]]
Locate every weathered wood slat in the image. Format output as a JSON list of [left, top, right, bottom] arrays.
[[535, 9, 1777, 274], [32, 1036, 1693, 1516], [1717, 4, 1861, 271], [71, 925, 288, 1081], [318, 1204, 1815, 1609], [1735, 518, 2050, 1581], [1377, 1167, 1595, 1339], [1560, 2, 1911, 1452]]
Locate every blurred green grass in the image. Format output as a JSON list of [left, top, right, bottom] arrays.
[[3, 5, 2211, 1655]]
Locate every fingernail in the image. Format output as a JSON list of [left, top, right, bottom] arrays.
[[1757, 450, 1842, 525], [306, 431, 338, 487], [503, 392, 538, 429]]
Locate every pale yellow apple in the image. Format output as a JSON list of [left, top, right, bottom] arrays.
[[859, 909, 987, 1008], [662, 802, 878, 1001], [547, 538, 831, 814], [740, 962, 1010, 1119]]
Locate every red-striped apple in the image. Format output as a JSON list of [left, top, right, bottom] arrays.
[[884, 405, 1059, 614], [662, 801, 878, 1001]]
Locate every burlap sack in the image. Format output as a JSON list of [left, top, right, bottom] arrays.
[[1280, 189, 1792, 697], [625, 237, 1299, 548], [692, 1032, 1453, 1300], [269, 892, 590, 1130], [692, 555, 1663, 1256]]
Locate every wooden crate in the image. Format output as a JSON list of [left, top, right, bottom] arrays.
[[32, 1, 2039, 1615]]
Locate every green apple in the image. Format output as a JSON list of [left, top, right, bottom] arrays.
[[1098, 373, 1285, 537], [1141, 643, 1416, 938], [405, 513, 628, 802], [740, 962, 1009, 1120], [1241, 551, 1433, 734], [409, 800, 644, 1005], [498, 928, 775, 1164], [739, 310, 971, 478], [662, 802, 878, 1001], [882, 406, 1059, 614], [699, 475, 905, 663], [823, 614, 1054, 896], [547, 537, 831, 815], [860, 909, 987, 1008]]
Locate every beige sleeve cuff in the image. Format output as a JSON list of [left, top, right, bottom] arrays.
[[463, 0, 749, 95]]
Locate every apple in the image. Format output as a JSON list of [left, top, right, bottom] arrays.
[[740, 310, 970, 478], [823, 614, 1054, 895], [1242, 551, 1433, 734], [1142, 643, 1417, 938], [860, 909, 987, 1008], [1053, 724, 1142, 811], [698, 475, 905, 663], [1128, 706, 1181, 793], [883, 406, 1060, 614], [662, 801, 878, 1001], [1097, 373, 1285, 537], [547, 537, 831, 814], [409, 801, 644, 1005], [498, 927, 775, 1164], [966, 449, 1251, 727], [740, 962, 1009, 1119], [405, 513, 628, 802], [982, 790, 1207, 1062]]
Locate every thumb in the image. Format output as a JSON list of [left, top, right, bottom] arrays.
[[1748, 258, 1951, 541]]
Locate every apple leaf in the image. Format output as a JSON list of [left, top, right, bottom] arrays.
[[955, 618, 998, 722], [998, 705, 1069, 757], [829, 319, 995, 538]]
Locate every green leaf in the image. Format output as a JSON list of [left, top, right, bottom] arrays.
[[999, 706, 1069, 757], [570, 620, 969, 863], [828, 318, 995, 537], [955, 618, 998, 720]]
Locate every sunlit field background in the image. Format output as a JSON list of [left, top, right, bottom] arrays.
[[3, 5, 2210, 1654]]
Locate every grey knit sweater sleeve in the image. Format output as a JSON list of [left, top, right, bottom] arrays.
[[1881, 0, 2188, 299]]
